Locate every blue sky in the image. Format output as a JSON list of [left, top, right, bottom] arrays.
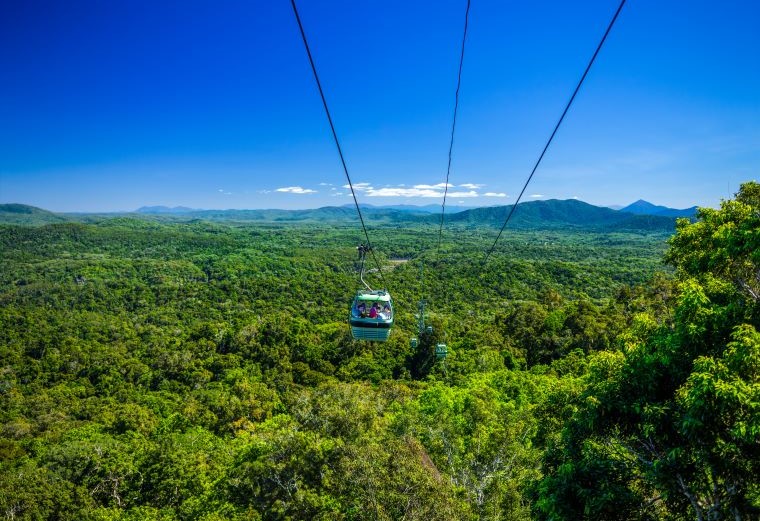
[[1, 0, 758, 212]]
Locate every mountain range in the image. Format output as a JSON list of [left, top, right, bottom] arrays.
[[443, 199, 679, 231], [1, 199, 695, 231], [136, 205, 200, 214]]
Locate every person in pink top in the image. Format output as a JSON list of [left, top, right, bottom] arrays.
[[368, 302, 379, 319]]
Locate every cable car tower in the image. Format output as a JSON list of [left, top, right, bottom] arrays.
[[410, 262, 447, 361]]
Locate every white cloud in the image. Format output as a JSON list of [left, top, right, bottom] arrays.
[[218, 189, 224, 192], [364, 187, 480, 198], [332, 192, 344, 196], [413, 183, 451, 190], [530, 194, 544, 198], [366, 187, 441, 198], [327, 181, 492, 199], [276, 186, 317, 194], [342, 182, 372, 191], [318, 182, 333, 186], [256, 189, 271, 194], [328, 180, 484, 198]]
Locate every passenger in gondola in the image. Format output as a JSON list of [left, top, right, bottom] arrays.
[[381, 304, 391, 320], [357, 302, 367, 317], [368, 302, 379, 319]]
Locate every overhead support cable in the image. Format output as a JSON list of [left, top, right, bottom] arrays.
[[437, 0, 472, 256], [483, 0, 627, 266], [290, 0, 387, 287]]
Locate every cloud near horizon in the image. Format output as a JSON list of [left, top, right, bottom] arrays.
[[276, 186, 317, 194], [273, 181, 514, 199], [333, 182, 490, 198], [413, 182, 452, 190]]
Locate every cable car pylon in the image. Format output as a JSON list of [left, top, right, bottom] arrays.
[[410, 261, 447, 361]]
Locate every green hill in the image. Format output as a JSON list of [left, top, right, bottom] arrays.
[[0, 203, 69, 225], [445, 199, 676, 231]]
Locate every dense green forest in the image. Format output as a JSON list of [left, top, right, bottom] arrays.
[[1, 184, 758, 520]]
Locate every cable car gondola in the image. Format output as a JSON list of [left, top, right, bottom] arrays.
[[349, 244, 393, 341], [350, 289, 393, 341]]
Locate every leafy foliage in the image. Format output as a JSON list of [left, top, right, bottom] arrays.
[[536, 182, 760, 520], [1, 184, 757, 519]]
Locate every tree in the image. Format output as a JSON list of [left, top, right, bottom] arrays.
[[666, 181, 760, 304], [537, 182, 760, 520]]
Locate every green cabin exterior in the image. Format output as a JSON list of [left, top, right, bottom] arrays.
[[350, 290, 393, 341]]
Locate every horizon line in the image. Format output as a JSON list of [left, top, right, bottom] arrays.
[[0, 197, 703, 215]]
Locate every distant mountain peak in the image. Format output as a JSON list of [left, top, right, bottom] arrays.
[[620, 200, 697, 218], [136, 206, 199, 214]]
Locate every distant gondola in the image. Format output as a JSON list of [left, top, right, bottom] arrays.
[[349, 289, 394, 341]]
